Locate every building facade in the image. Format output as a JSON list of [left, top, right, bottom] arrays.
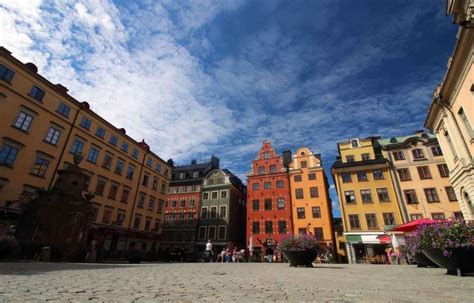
[[378, 132, 463, 221], [246, 140, 292, 258], [197, 169, 246, 252], [289, 147, 335, 249], [0, 47, 171, 258], [161, 157, 219, 253], [425, 0, 474, 220], [331, 138, 404, 264]]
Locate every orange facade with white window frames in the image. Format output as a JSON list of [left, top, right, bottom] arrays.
[[246, 140, 292, 253], [289, 147, 335, 247]]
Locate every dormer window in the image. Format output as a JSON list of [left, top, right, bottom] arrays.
[[179, 172, 186, 180], [193, 171, 199, 178], [263, 151, 270, 159], [351, 139, 359, 148]]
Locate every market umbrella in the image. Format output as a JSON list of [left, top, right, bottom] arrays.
[[391, 219, 442, 233]]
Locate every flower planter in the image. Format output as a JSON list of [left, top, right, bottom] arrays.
[[413, 252, 438, 268], [281, 249, 317, 267], [422, 247, 474, 276]]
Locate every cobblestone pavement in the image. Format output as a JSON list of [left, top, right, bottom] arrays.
[[0, 262, 472, 302]]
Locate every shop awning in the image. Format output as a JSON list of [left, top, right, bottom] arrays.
[[345, 234, 362, 243], [376, 234, 391, 244], [391, 219, 443, 233]]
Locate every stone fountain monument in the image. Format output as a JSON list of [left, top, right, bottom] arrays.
[[15, 153, 95, 261]]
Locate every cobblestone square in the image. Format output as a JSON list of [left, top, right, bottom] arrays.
[[0, 262, 472, 302]]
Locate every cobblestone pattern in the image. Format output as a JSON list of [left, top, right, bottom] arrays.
[[0, 262, 472, 302]]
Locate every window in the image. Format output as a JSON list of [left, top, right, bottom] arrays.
[[360, 189, 372, 203], [361, 153, 370, 161], [258, 166, 265, 174], [131, 148, 139, 159], [151, 179, 158, 190], [142, 174, 149, 187], [351, 139, 359, 147], [432, 213, 445, 220], [109, 135, 118, 146], [87, 147, 100, 163], [29, 86, 45, 102], [383, 213, 396, 226], [252, 199, 259, 211], [311, 206, 321, 218], [144, 218, 152, 231], [424, 188, 439, 203], [115, 159, 124, 174], [120, 188, 130, 203], [252, 222, 260, 234], [265, 221, 273, 233], [314, 228, 324, 241], [263, 151, 270, 159], [108, 183, 118, 200], [179, 172, 186, 180], [203, 192, 209, 200], [219, 206, 226, 218], [192, 171, 199, 178], [397, 168, 411, 181], [178, 214, 185, 224], [277, 198, 285, 210], [417, 166, 432, 179], [301, 161, 307, 168], [133, 216, 141, 229], [70, 139, 84, 155], [295, 188, 304, 199], [294, 175, 302, 182], [346, 155, 354, 162], [365, 214, 378, 229], [211, 191, 218, 199], [308, 173, 316, 180], [264, 181, 271, 189], [95, 127, 105, 139], [296, 207, 305, 219], [269, 164, 276, 173], [453, 212, 464, 220], [45, 126, 61, 145], [146, 158, 152, 167], [437, 164, 449, 178], [377, 188, 390, 202], [13, 111, 33, 131], [157, 200, 164, 213], [0, 63, 15, 82], [95, 179, 106, 196], [278, 221, 287, 234], [348, 214, 360, 229], [201, 207, 208, 219], [168, 214, 175, 225], [458, 107, 474, 138], [431, 146, 443, 157], [252, 183, 260, 190], [126, 165, 135, 179], [80, 117, 91, 129], [412, 149, 425, 159], [310, 187, 319, 198], [137, 193, 146, 208], [444, 131, 457, 158], [31, 155, 50, 177], [446, 186, 457, 201], [148, 197, 156, 211], [276, 180, 284, 188], [188, 214, 194, 225], [189, 199, 195, 208], [341, 173, 352, 183], [410, 214, 423, 221], [392, 151, 405, 161], [372, 169, 384, 180], [404, 190, 418, 204], [344, 190, 356, 204], [178, 199, 185, 208], [102, 209, 112, 224], [264, 198, 272, 210], [220, 190, 227, 199], [116, 212, 125, 226], [171, 200, 177, 207], [121, 142, 128, 152], [357, 171, 368, 181], [218, 226, 226, 240], [102, 154, 113, 169], [198, 227, 207, 240], [191, 185, 197, 192]]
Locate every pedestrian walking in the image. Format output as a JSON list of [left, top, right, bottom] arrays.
[[206, 240, 213, 262]]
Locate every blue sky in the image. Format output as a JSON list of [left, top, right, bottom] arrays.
[[0, 0, 457, 216]]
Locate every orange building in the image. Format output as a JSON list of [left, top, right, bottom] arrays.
[[0, 46, 171, 259], [289, 147, 335, 250]]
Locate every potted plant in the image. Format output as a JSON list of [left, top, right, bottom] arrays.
[[404, 233, 437, 268], [279, 234, 318, 267], [418, 220, 474, 276]]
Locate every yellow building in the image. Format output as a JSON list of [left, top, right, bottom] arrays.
[[378, 132, 463, 221], [425, 0, 474, 220], [331, 137, 404, 264], [0, 46, 171, 258], [289, 147, 335, 250]]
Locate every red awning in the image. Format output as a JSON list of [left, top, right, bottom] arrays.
[[392, 219, 443, 233], [377, 234, 391, 244]]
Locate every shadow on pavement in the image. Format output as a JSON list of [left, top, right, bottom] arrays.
[[0, 262, 141, 275]]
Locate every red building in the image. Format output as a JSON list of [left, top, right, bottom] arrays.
[[246, 140, 292, 258]]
